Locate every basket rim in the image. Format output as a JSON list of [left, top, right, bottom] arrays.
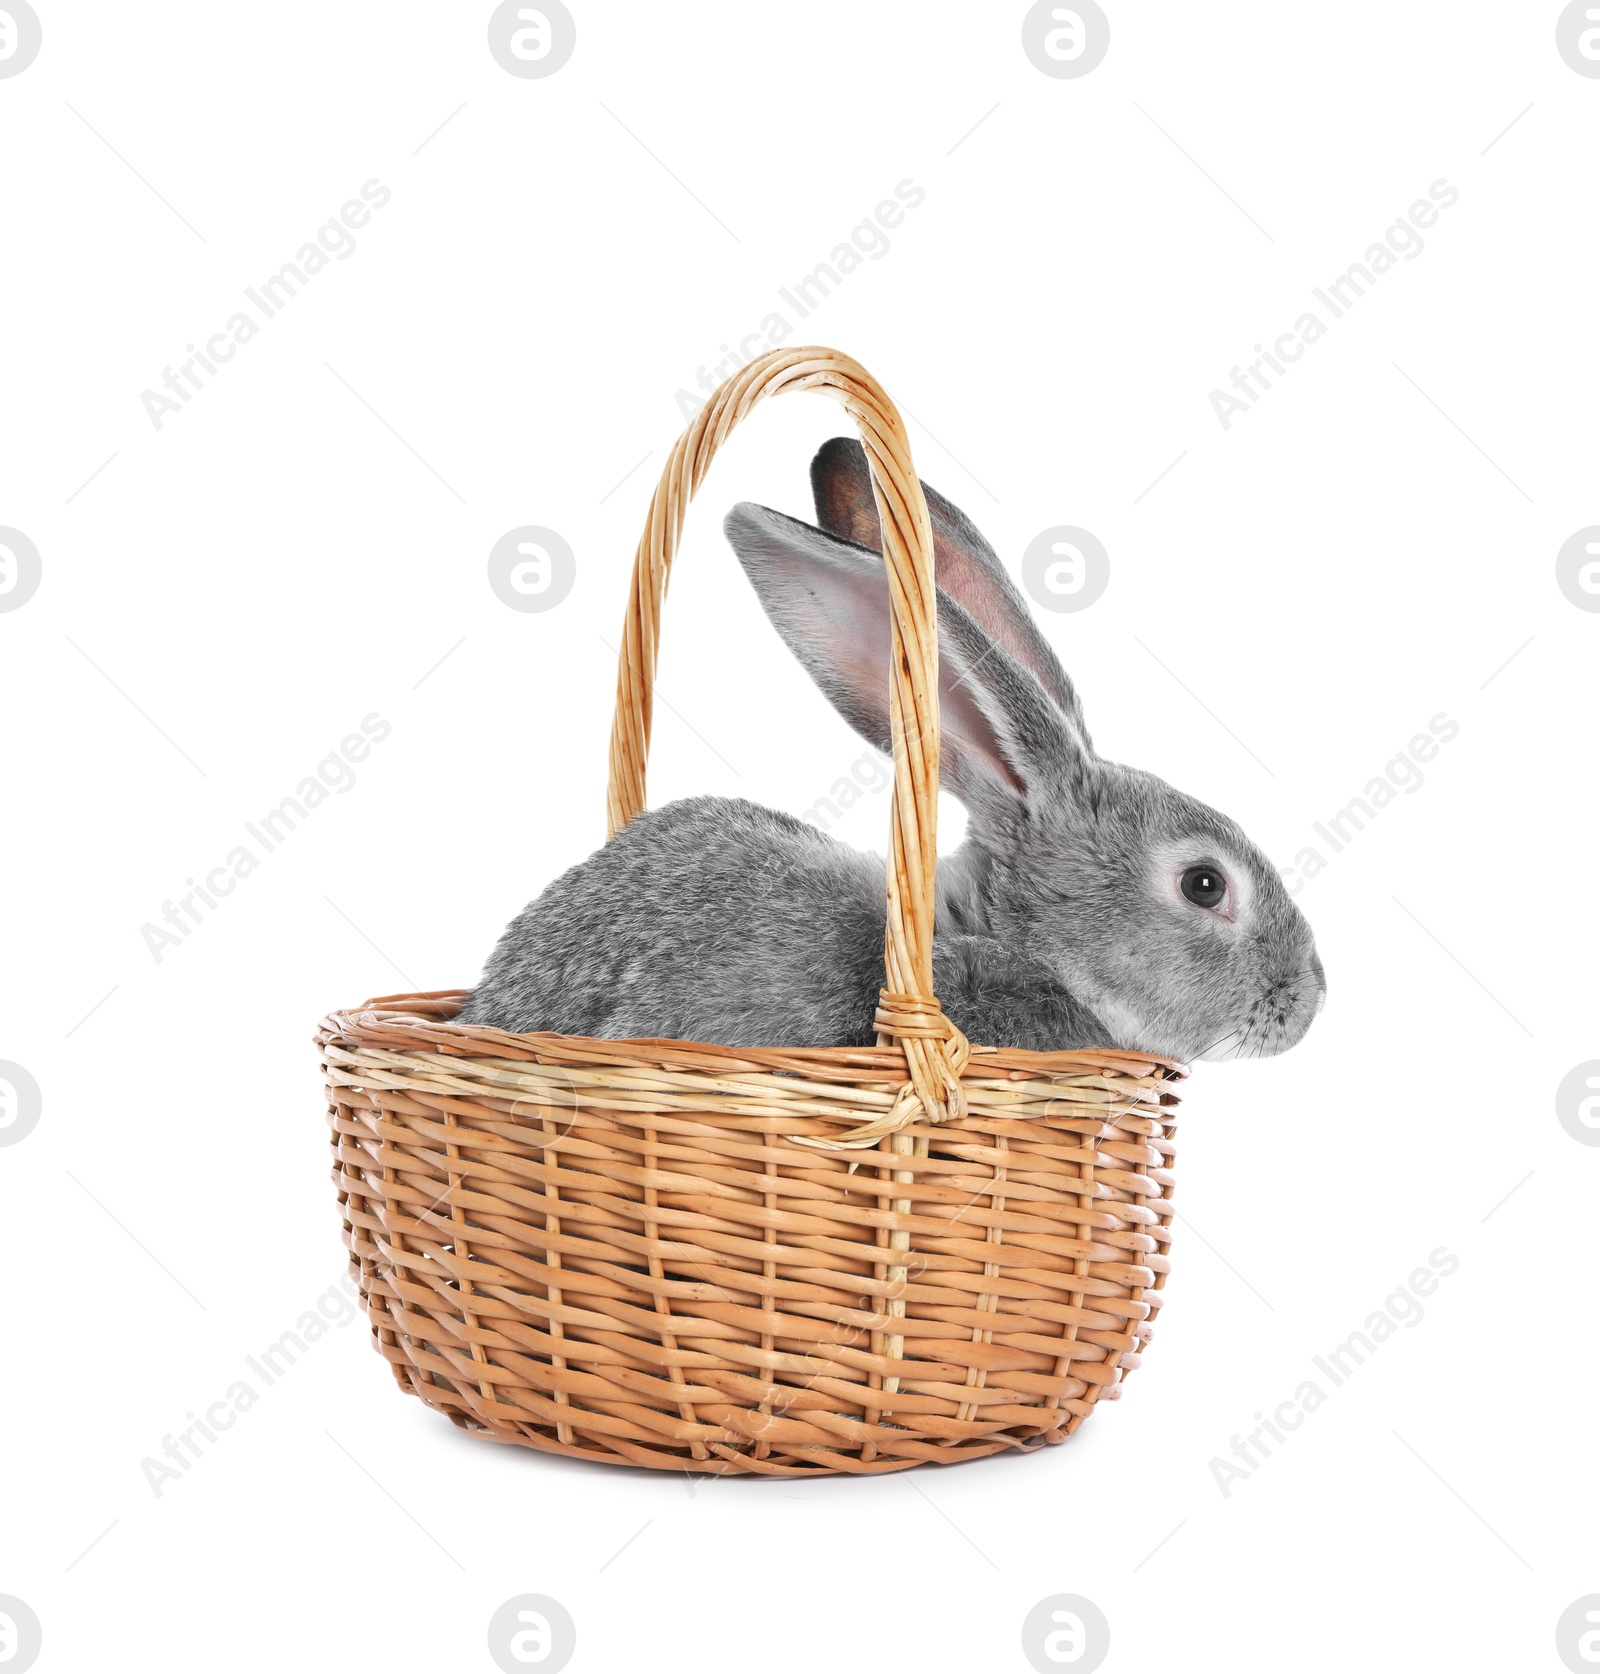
[[318, 989, 1188, 1087]]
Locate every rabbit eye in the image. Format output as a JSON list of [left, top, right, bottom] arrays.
[[1180, 864, 1228, 909]]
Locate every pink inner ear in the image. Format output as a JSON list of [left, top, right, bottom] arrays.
[[923, 518, 1073, 722], [939, 663, 1028, 796], [927, 535, 1009, 629], [813, 438, 1071, 720], [729, 499, 1028, 803], [811, 560, 1027, 798], [787, 549, 1024, 795]]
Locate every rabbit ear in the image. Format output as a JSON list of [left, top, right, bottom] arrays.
[[810, 436, 1092, 750], [724, 502, 1090, 827]]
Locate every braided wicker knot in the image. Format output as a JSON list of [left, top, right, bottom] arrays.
[[790, 990, 971, 1152]]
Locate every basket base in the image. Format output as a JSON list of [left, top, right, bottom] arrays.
[[396, 1353, 1082, 1477]]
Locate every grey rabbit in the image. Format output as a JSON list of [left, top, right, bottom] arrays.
[[460, 438, 1324, 1061]]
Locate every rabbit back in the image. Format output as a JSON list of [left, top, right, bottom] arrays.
[[462, 793, 1114, 1053], [460, 796, 887, 1046]]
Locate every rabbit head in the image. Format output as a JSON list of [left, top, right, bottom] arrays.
[[722, 437, 1325, 1063]]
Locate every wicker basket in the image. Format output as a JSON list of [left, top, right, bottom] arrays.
[[320, 347, 1183, 1476]]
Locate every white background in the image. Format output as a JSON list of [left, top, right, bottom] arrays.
[[2, 3, 1595, 1671]]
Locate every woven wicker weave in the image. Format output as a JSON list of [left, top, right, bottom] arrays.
[[320, 347, 1183, 1474]]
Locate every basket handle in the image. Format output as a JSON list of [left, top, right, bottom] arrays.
[[604, 346, 968, 1129]]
